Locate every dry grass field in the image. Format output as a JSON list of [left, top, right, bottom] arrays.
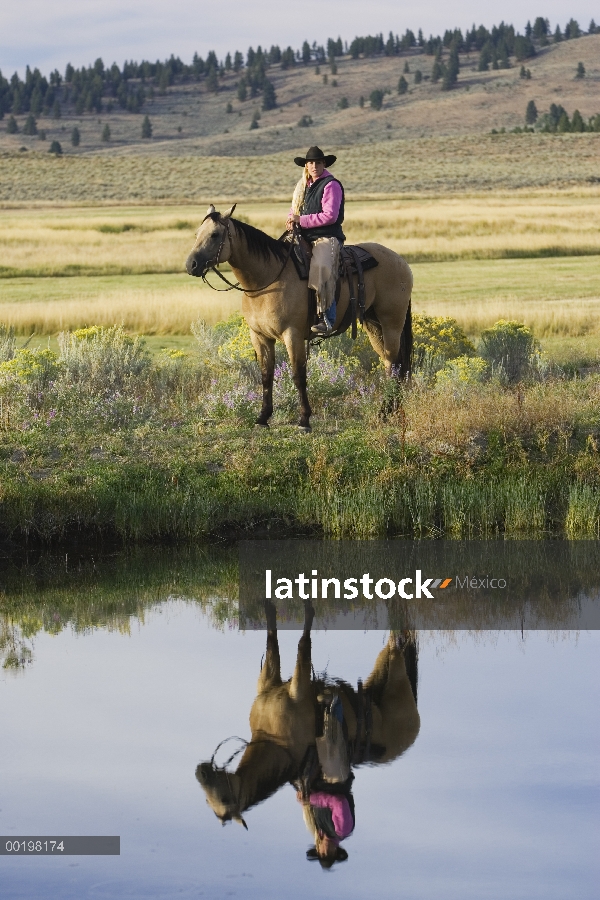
[[0, 34, 598, 159], [2, 133, 599, 203], [2, 191, 600, 277], [1, 194, 599, 361]]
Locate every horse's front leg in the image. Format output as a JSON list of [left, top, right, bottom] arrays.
[[249, 330, 275, 427], [282, 329, 312, 432]]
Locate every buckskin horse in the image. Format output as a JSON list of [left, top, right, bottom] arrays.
[[196, 600, 420, 829], [185, 205, 413, 431]]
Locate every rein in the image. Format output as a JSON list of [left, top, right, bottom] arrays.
[[200, 217, 295, 294]]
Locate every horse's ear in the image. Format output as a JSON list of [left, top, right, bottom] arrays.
[[222, 203, 237, 219], [233, 815, 248, 830], [206, 204, 216, 217]]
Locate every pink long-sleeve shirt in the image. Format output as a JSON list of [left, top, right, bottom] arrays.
[[291, 170, 343, 229], [309, 791, 354, 843]]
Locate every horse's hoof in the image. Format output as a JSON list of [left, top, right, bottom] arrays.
[[297, 424, 312, 433], [255, 421, 269, 428]]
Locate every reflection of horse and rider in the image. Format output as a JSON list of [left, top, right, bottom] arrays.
[[196, 600, 420, 869]]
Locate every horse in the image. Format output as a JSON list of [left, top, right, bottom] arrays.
[[185, 205, 413, 431], [196, 600, 420, 830]]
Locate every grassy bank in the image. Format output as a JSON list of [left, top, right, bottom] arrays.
[[1, 321, 599, 544]]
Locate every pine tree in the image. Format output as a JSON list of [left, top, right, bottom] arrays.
[[571, 110, 584, 132], [414, 70, 422, 84], [101, 124, 110, 141], [48, 140, 62, 154], [432, 59, 443, 82], [262, 80, 277, 110], [237, 79, 247, 102], [398, 76, 408, 95], [576, 62, 585, 79], [71, 126, 80, 146], [525, 100, 538, 125], [7, 115, 18, 134], [141, 115, 152, 138], [369, 89, 384, 110], [23, 114, 37, 135]]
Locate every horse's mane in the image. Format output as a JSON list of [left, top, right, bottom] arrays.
[[241, 761, 296, 812], [237, 742, 297, 813], [215, 214, 288, 264]]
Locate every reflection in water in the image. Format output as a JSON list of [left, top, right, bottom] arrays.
[[196, 600, 420, 868]]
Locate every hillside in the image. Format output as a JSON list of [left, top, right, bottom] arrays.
[[1, 34, 599, 160]]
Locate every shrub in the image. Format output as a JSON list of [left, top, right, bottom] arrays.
[[398, 76, 408, 95], [436, 355, 488, 389], [141, 115, 152, 138], [38, 130, 46, 141], [101, 124, 111, 141], [0, 324, 16, 362], [478, 320, 540, 383], [58, 326, 151, 389], [0, 348, 60, 386], [71, 127, 80, 147], [337, 97, 349, 110], [369, 89, 384, 110], [7, 115, 18, 134], [225, 103, 233, 114], [414, 70, 422, 84], [48, 140, 62, 154], [298, 114, 313, 127], [576, 62, 585, 79], [412, 314, 475, 373]]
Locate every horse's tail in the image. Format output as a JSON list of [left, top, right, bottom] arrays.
[[396, 298, 413, 379]]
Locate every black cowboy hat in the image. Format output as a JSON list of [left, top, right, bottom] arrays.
[[306, 846, 348, 868], [294, 146, 337, 167]]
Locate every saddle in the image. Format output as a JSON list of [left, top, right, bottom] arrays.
[[281, 233, 379, 341]]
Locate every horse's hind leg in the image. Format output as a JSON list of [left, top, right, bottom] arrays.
[[289, 601, 314, 701], [282, 329, 312, 432], [249, 330, 275, 427]]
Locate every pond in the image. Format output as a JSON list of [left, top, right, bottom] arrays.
[[0, 548, 598, 899]]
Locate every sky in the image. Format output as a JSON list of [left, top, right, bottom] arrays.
[[0, 1, 598, 78]]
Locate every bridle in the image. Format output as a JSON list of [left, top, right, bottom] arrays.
[[197, 215, 295, 294], [205, 734, 297, 825]]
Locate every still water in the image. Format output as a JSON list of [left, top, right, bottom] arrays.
[[0, 552, 598, 899]]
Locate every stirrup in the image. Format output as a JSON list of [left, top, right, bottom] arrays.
[[311, 319, 333, 335]]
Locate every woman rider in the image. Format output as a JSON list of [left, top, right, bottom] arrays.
[[286, 146, 345, 335]]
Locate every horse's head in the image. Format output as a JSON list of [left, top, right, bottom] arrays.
[[185, 204, 237, 277], [195, 761, 248, 829]]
